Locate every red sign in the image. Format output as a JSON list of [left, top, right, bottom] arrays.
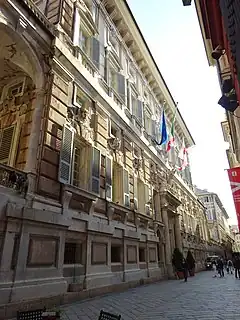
[[227, 167, 240, 230]]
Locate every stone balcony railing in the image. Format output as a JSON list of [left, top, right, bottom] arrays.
[[0, 163, 28, 196]]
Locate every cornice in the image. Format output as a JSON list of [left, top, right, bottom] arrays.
[[108, 0, 195, 147]]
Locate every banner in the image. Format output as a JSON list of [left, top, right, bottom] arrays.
[[227, 167, 240, 230]]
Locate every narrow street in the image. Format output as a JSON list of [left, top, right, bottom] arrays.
[[61, 271, 240, 320]]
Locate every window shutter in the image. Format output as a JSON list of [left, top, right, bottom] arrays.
[[59, 123, 75, 184], [145, 184, 150, 215], [123, 169, 130, 207], [91, 147, 100, 194], [133, 175, 138, 210], [91, 38, 100, 69], [137, 100, 143, 122], [105, 156, 112, 200], [117, 73, 126, 102], [0, 126, 15, 164]]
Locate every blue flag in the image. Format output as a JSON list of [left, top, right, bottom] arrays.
[[155, 110, 168, 146]]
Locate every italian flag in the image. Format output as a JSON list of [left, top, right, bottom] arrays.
[[178, 139, 188, 171], [166, 107, 177, 152]]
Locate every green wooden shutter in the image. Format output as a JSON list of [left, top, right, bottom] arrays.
[[91, 147, 100, 194], [0, 126, 15, 164], [105, 156, 112, 200], [59, 123, 75, 184], [91, 38, 100, 69]]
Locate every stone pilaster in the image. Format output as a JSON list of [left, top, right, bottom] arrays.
[[162, 208, 173, 278], [174, 214, 182, 251]]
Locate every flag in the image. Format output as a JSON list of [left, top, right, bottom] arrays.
[[166, 109, 177, 152], [178, 138, 188, 171], [227, 167, 240, 230], [156, 110, 168, 146]]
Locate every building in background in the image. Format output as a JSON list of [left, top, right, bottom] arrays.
[[0, 0, 212, 316], [183, 0, 240, 229], [196, 188, 234, 257]]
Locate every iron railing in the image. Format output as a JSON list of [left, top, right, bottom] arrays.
[[0, 163, 28, 195]]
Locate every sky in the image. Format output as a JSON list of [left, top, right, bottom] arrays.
[[127, 0, 237, 224]]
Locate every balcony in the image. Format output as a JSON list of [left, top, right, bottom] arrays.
[[0, 163, 28, 196]]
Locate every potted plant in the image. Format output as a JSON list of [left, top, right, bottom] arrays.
[[186, 250, 195, 276], [172, 248, 184, 279]]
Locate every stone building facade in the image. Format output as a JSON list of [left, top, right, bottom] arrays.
[[0, 0, 210, 315], [196, 188, 234, 258]]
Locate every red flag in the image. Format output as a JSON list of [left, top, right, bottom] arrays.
[[227, 167, 240, 230]]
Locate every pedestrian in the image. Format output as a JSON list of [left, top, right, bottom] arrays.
[[234, 256, 240, 279], [183, 258, 188, 282], [227, 259, 233, 274], [217, 257, 224, 277]]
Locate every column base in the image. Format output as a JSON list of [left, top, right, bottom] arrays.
[[165, 263, 174, 279]]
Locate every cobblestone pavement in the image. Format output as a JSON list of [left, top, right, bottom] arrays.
[[61, 271, 240, 320]]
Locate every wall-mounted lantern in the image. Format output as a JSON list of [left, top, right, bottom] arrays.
[[182, 0, 192, 6]]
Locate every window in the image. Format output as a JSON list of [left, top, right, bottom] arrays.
[[111, 245, 121, 263], [92, 2, 98, 24], [131, 94, 137, 114], [64, 242, 82, 264], [72, 143, 91, 190], [11, 235, 20, 270], [1, 78, 25, 101], [112, 164, 130, 207], [91, 147, 101, 194], [139, 247, 146, 262], [79, 27, 91, 55], [109, 31, 119, 55], [123, 169, 130, 207], [144, 108, 152, 135], [132, 97, 143, 123], [0, 126, 15, 165], [105, 156, 112, 201], [133, 175, 138, 210], [73, 84, 92, 109], [59, 123, 75, 184], [145, 184, 151, 216], [109, 67, 118, 92]]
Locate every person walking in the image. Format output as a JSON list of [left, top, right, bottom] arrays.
[[183, 258, 188, 282], [234, 256, 240, 278], [227, 259, 233, 274], [217, 257, 224, 278]]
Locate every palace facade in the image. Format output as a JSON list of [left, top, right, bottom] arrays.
[[0, 0, 210, 316]]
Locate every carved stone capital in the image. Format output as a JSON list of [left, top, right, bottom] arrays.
[[133, 157, 142, 171], [107, 136, 121, 152]]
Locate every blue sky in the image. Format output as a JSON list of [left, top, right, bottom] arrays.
[[127, 0, 236, 223]]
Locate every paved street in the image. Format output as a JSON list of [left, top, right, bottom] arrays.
[[61, 271, 240, 320]]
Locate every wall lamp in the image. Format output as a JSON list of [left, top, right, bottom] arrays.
[[182, 0, 192, 6]]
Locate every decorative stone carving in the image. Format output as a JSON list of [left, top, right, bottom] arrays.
[[107, 136, 121, 152], [67, 106, 93, 143], [133, 157, 142, 171]]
